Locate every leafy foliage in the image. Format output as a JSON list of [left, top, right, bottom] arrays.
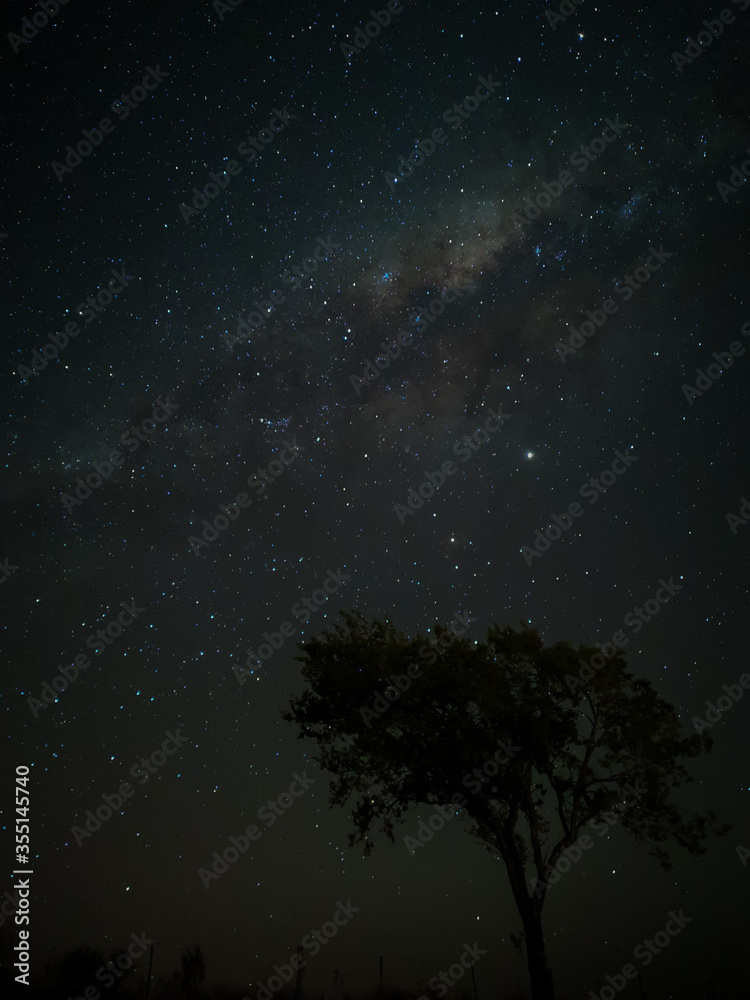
[[284, 612, 721, 886]]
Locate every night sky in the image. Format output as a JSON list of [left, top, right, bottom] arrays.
[[3, 0, 750, 997]]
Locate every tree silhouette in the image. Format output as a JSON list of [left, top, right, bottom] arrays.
[[283, 613, 724, 1000], [43, 945, 110, 996], [177, 945, 208, 999], [150, 946, 208, 1000]]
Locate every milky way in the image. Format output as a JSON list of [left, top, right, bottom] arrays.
[[4, 0, 750, 996]]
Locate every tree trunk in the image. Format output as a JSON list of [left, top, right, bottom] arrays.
[[521, 908, 555, 1000], [480, 801, 556, 1000]]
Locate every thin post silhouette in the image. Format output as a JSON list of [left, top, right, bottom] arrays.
[[145, 941, 155, 999], [294, 945, 305, 1000]]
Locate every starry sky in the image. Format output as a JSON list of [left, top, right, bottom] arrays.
[[2, 0, 750, 996]]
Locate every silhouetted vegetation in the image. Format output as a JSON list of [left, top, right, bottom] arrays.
[[283, 614, 726, 1000]]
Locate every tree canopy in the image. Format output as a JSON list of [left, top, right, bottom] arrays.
[[283, 612, 723, 1000]]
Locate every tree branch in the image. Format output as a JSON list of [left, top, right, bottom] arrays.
[[569, 693, 600, 830]]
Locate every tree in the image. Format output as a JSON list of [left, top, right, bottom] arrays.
[[43, 945, 108, 994], [176, 945, 208, 999], [151, 945, 209, 1000], [283, 613, 724, 1000]]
